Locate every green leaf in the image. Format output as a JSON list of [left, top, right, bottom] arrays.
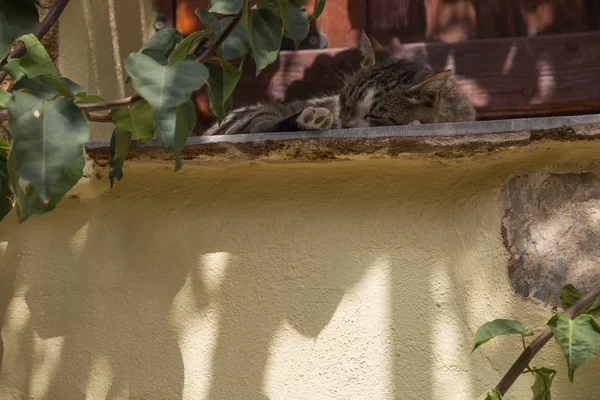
[[471, 319, 532, 352], [196, 8, 250, 60], [74, 94, 105, 104], [0, 0, 39, 38], [124, 52, 208, 151], [109, 100, 155, 144], [312, 0, 326, 20], [258, 0, 288, 31], [208, 0, 241, 14], [9, 149, 84, 222], [547, 312, 600, 382], [0, 12, 14, 60], [108, 128, 132, 187], [206, 63, 230, 124], [0, 153, 12, 221], [531, 367, 556, 400], [476, 389, 503, 400], [3, 58, 25, 81], [0, 88, 11, 108], [205, 58, 241, 124], [586, 296, 600, 316], [284, 2, 309, 49], [16, 34, 59, 78], [243, 4, 283, 75], [13, 75, 85, 100], [140, 28, 183, 63], [7, 92, 89, 202], [560, 284, 583, 311], [173, 100, 196, 171], [169, 31, 209, 65]]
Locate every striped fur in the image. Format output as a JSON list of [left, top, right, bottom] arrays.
[[205, 33, 475, 136]]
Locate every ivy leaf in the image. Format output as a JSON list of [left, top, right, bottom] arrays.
[[140, 28, 183, 63], [258, 0, 288, 30], [312, 0, 326, 20], [196, 8, 250, 60], [13, 75, 85, 100], [476, 389, 503, 400], [169, 31, 210, 65], [9, 149, 84, 222], [109, 100, 155, 144], [206, 63, 231, 124], [243, 4, 283, 75], [108, 128, 132, 187], [531, 367, 556, 400], [173, 100, 196, 171], [124, 53, 208, 151], [208, 0, 241, 14], [0, 88, 11, 107], [547, 312, 600, 382], [560, 284, 583, 310], [471, 319, 532, 352], [0, 152, 12, 221], [0, 12, 13, 60], [16, 34, 59, 78], [7, 92, 89, 202], [0, 0, 39, 38], [2, 58, 25, 81], [284, 2, 309, 49], [205, 58, 241, 124]]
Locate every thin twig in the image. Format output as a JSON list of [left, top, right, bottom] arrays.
[[78, 95, 142, 112], [0, 0, 71, 86], [196, 0, 259, 64], [495, 286, 600, 396], [0, 146, 9, 151]]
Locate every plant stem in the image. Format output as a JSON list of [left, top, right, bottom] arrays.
[[495, 285, 600, 396], [0, 0, 71, 87], [196, 0, 259, 64]]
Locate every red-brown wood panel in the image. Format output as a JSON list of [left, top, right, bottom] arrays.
[[192, 31, 600, 133], [303, 0, 367, 48], [476, 0, 592, 39], [176, 0, 207, 35], [368, 0, 477, 44]]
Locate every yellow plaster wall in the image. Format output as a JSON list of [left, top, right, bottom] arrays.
[[57, 0, 155, 141], [1, 142, 600, 399]]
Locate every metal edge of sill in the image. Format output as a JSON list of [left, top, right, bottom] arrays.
[[86, 114, 600, 151]]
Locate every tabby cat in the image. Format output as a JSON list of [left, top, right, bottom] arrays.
[[204, 32, 475, 136]]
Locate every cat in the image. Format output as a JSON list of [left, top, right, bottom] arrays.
[[204, 31, 475, 136]]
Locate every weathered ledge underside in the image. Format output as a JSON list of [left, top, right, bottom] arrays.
[[86, 114, 600, 163]]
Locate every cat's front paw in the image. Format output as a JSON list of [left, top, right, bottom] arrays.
[[297, 107, 333, 131]]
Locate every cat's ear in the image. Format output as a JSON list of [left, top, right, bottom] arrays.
[[359, 31, 389, 67], [407, 71, 451, 106]]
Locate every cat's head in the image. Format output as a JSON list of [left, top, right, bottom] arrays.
[[339, 32, 451, 128]]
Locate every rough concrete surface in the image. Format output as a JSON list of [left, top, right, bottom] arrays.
[[502, 172, 600, 307], [2, 141, 600, 399]]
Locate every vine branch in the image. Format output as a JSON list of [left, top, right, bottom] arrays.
[[495, 285, 600, 396], [0, 0, 71, 86]]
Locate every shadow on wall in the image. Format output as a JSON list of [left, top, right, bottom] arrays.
[[1, 157, 600, 399]]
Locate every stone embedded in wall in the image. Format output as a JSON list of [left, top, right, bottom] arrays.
[[502, 172, 600, 307]]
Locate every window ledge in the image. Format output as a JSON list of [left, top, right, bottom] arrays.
[[86, 114, 600, 163]]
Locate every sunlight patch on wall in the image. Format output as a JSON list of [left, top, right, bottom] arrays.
[[28, 334, 65, 400], [264, 256, 393, 399], [429, 264, 473, 400], [85, 355, 114, 400], [69, 222, 90, 255], [169, 252, 234, 399], [107, 0, 125, 98]]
